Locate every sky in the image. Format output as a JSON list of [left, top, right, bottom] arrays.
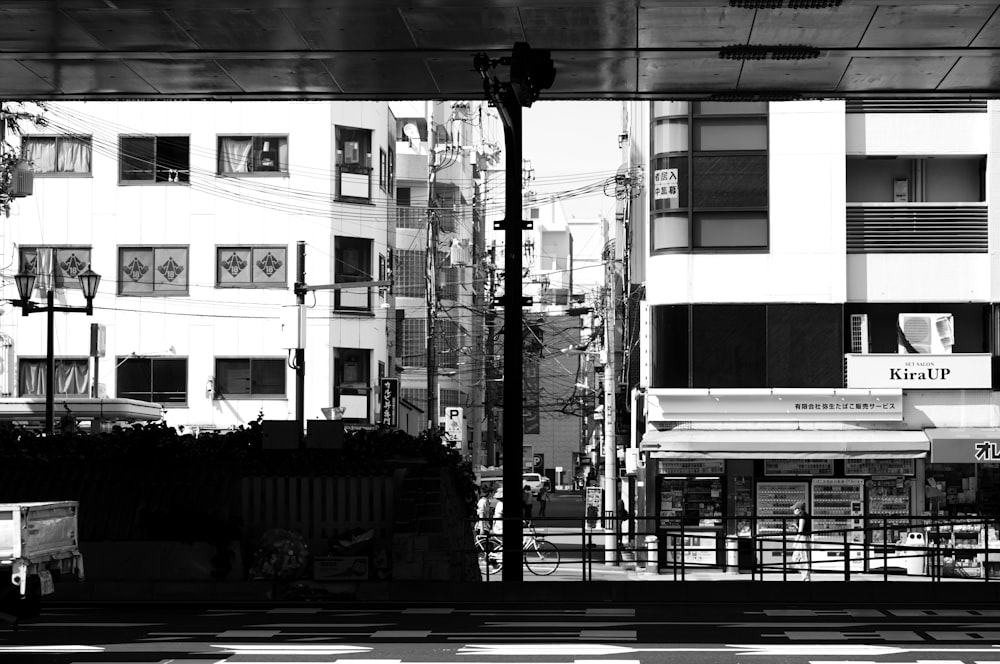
[[522, 101, 624, 222], [521, 101, 624, 292]]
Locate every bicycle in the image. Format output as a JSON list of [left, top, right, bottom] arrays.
[[474, 521, 560, 576]]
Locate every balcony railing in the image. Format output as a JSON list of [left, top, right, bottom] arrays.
[[846, 204, 988, 253]]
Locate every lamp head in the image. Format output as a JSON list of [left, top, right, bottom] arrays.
[[13, 272, 35, 302], [77, 268, 101, 301]]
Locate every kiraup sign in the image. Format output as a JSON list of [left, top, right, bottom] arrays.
[[845, 353, 991, 389]]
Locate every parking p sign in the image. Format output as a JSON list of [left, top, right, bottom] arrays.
[[440, 407, 464, 448]]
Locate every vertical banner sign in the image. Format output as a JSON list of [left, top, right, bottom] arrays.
[[653, 168, 678, 200], [522, 321, 542, 434], [378, 378, 398, 428]]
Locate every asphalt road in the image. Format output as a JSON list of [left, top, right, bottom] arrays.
[[4, 600, 1000, 664]]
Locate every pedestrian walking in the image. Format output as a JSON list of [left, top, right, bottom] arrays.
[[791, 500, 812, 581], [475, 487, 494, 536], [536, 484, 550, 517], [522, 485, 534, 521]]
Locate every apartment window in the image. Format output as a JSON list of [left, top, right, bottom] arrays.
[[19, 246, 93, 291], [216, 245, 287, 287], [651, 102, 768, 252], [23, 136, 91, 175], [334, 236, 373, 310], [217, 135, 288, 174], [397, 186, 410, 207], [400, 317, 426, 367], [334, 347, 371, 422], [388, 148, 395, 194], [214, 358, 285, 398], [116, 357, 187, 403], [118, 246, 189, 295], [379, 148, 388, 191], [335, 126, 372, 201], [120, 135, 190, 183], [19, 358, 89, 396], [649, 303, 843, 389]]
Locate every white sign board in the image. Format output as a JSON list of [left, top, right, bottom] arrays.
[[845, 353, 991, 389], [441, 407, 464, 446], [646, 388, 903, 422], [653, 168, 678, 200]]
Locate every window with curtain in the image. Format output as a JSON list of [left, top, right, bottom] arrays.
[[119, 135, 190, 183], [216, 245, 287, 287], [214, 358, 285, 398], [23, 136, 92, 175], [19, 246, 93, 291], [19, 358, 89, 396], [116, 357, 187, 403], [217, 135, 288, 174]]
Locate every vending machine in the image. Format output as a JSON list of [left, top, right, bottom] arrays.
[[811, 477, 865, 571], [866, 476, 912, 545]]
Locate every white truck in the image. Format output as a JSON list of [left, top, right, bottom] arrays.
[[0, 501, 83, 621]]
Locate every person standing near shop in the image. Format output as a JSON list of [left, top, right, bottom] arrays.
[[522, 485, 534, 521], [536, 484, 550, 517], [791, 501, 812, 581]]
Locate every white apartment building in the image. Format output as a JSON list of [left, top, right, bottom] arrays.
[[388, 101, 501, 459], [626, 100, 1000, 575], [4, 101, 396, 432]]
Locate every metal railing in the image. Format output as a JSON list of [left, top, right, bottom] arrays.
[[467, 514, 998, 582]]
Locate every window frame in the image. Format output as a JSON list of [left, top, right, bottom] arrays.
[[334, 236, 374, 311], [115, 356, 188, 405], [18, 356, 90, 397], [23, 135, 93, 176], [335, 125, 373, 202], [216, 134, 289, 176], [650, 103, 769, 254], [379, 148, 388, 191], [18, 245, 93, 290], [213, 357, 286, 400], [117, 245, 190, 296], [334, 347, 371, 423], [215, 245, 288, 288], [119, 134, 191, 184]]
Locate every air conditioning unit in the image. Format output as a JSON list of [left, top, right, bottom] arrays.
[[897, 313, 954, 354], [850, 313, 870, 353]]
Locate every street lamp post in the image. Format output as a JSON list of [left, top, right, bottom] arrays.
[[12, 268, 101, 435]]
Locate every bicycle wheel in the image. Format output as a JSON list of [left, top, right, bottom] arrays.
[[477, 539, 503, 578], [524, 539, 559, 576]]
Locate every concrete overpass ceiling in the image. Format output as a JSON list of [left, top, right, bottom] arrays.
[[4, 1, 1000, 100]]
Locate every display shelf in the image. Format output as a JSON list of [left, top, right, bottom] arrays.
[[926, 522, 985, 578]]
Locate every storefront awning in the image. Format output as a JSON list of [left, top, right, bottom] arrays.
[[925, 428, 1000, 463], [640, 429, 929, 459], [0, 397, 162, 423]]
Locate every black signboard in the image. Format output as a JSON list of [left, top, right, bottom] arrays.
[[379, 378, 398, 428]]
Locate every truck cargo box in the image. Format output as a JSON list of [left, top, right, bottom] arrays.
[[0, 501, 83, 597]]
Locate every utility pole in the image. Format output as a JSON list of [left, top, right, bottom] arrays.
[[293, 241, 390, 444], [484, 240, 498, 466], [602, 215, 618, 565], [426, 101, 439, 431], [475, 42, 556, 583], [294, 240, 306, 445]]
